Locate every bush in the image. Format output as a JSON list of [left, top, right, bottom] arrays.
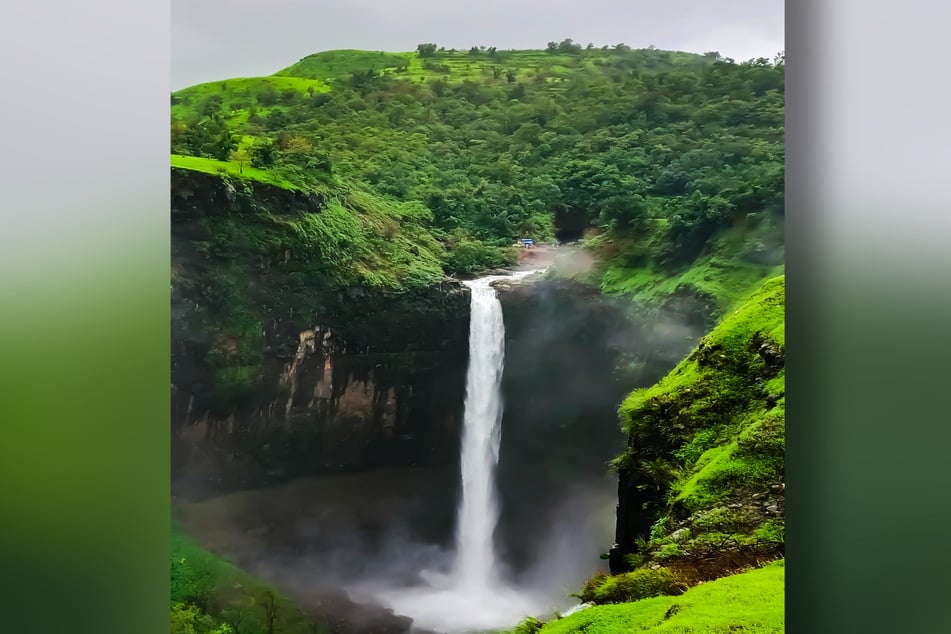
[[582, 567, 687, 605], [512, 616, 544, 634], [171, 602, 232, 634], [577, 571, 609, 602]]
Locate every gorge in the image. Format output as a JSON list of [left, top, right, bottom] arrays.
[[170, 43, 784, 634]]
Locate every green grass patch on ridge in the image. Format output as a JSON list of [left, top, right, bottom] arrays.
[[171, 154, 300, 190], [276, 49, 414, 81]]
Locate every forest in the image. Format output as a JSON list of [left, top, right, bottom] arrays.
[[171, 43, 783, 292], [170, 41, 785, 634]]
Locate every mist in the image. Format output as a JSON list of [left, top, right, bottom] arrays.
[[173, 262, 705, 633]]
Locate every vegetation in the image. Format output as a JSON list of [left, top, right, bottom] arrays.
[[171, 44, 783, 283], [577, 567, 688, 605], [171, 44, 785, 632], [532, 560, 784, 634], [171, 166, 460, 394], [171, 154, 300, 190], [171, 526, 326, 634], [612, 275, 785, 573]]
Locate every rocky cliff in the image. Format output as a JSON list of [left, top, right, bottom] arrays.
[[608, 275, 785, 582], [171, 168, 471, 499]]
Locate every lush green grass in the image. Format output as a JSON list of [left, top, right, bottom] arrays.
[[272, 47, 713, 86], [276, 49, 414, 81], [613, 276, 785, 561], [171, 526, 325, 634], [172, 75, 329, 111], [537, 560, 784, 634], [597, 221, 785, 321], [171, 75, 331, 132], [620, 276, 784, 429], [171, 166, 453, 379], [171, 153, 300, 190], [579, 567, 689, 605]]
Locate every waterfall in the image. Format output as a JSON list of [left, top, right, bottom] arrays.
[[452, 272, 533, 589], [369, 270, 548, 634]]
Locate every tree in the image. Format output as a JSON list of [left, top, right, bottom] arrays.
[[598, 194, 650, 231], [213, 130, 239, 161], [558, 38, 581, 53], [261, 590, 280, 634], [230, 146, 252, 173], [416, 43, 438, 57], [171, 119, 188, 152], [256, 88, 278, 106]]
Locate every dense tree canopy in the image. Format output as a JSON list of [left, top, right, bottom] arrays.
[[171, 45, 784, 276]]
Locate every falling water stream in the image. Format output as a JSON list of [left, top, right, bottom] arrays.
[[372, 270, 550, 633]]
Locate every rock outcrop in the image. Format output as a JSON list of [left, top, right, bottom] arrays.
[[171, 169, 471, 499]]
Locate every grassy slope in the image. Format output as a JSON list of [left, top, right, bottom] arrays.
[[616, 275, 785, 564], [171, 154, 299, 190], [171, 75, 331, 127], [171, 160, 446, 293], [173, 47, 714, 133], [537, 560, 784, 634], [580, 213, 785, 322], [171, 526, 324, 634], [170, 160, 453, 395], [275, 48, 712, 86], [275, 49, 413, 81]]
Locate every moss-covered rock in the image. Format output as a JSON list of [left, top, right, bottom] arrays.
[[578, 567, 688, 605], [610, 275, 785, 578], [171, 168, 473, 498]]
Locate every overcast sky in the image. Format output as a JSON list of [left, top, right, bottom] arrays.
[[172, 0, 784, 90]]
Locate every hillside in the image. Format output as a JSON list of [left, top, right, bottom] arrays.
[[171, 526, 326, 634], [170, 42, 785, 633], [170, 43, 784, 310], [498, 276, 785, 634], [610, 275, 785, 579], [519, 559, 784, 634]]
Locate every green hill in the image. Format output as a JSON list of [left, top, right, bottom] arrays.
[[170, 44, 783, 301], [170, 42, 785, 634], [611, 275, 785, 579]]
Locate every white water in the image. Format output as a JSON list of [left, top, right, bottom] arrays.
[[372, 270, 549, 633]]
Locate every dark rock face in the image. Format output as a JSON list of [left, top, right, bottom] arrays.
[[171, 170, 471, 500], [171, 321, 470, 500], [493, 278, 643, 578]]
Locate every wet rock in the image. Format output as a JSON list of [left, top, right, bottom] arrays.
[[670, 528, 690, 541]]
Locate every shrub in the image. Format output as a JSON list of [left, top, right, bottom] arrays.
[[587, 567, 687, 605], [577, 571, 609, 602], [512, 616, 544, 634]]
